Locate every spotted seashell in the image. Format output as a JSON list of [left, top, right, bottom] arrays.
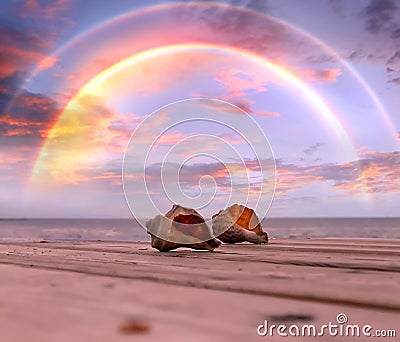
[[212, 204, 268, 244]]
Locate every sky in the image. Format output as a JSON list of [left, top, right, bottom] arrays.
[[0, 0, 399, 218]]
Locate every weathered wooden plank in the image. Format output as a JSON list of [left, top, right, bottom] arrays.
[[0, 240, 399, 312], [0, 262, 399, 342]]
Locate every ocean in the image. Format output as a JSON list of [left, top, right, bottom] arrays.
[[0, 217, 399, 242]]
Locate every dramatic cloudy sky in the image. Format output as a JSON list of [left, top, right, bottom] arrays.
[[0, 0, 399, 218]]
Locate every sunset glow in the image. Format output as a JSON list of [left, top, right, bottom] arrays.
[[1, 1, 399, 218]]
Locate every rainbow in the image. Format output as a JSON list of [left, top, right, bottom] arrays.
[[22, 1, 397, 144], [30, 42, 371, 195], [25, 2, 391, 198]]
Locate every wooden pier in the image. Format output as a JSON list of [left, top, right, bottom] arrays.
[[0, 239, 399, 341]]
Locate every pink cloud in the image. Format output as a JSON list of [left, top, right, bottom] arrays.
[[0, 45, 47, 78], [211, 68, 281, 118], [36, 56, 58, 72], [155, 133, 189, 146], [296, 68, 343, 83], [19, 0, 73, 20], [0, 115, 42, 127], [274, 151, 400, 195], [2, 128, 34, 137], [143, 152, 400, 197], [198, 98, 281, 118], [214, 67, 267, 99], [0, 150, 31, 167]]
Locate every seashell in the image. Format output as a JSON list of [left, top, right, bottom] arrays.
[[146, 204, 221, 252], [212, 204, 268, 244]]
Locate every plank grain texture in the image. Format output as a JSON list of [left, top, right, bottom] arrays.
[[0, 238, 399, 341]]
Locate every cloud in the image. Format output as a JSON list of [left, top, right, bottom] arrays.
[[278, 151, 400, 194], [180, 0, 270, 32], [328, 0, 348, 17], [174, 0, 320, 66], [214, 67, 268, 99], [304, 142, 325, 156], [0, 25, 53, 79], [389, 77, 400, 84], [0, 23, 61, 127], [252, 110, 280, 117], [222, 152, 400, 195], [348, 50, 362, 61], [0, 74, 62, 192], [211, 65, 340, 117], [145, 161, 229, 187], [1, 127, 34, 137], [124, 151, 400, 201], [297, 68, 342, 83], [347, 47, 400, 86], [391, 27, 400, 38], [0, 24, 49, 51], [0, 0, 74, 94], [53, 167, 123, 186], [211, 67, 282, 117], [1, 92, 59, 137], [0, 143, 41, 209], [36, 56, 58, 72], [228, 99, 280, 117], [30, 93, 145, 184], [362, 0, 397, 34], [18, 0, 74, 20], [0, 72, 59, 145], [0, 72, 23, 109], [0, 145, 34, 168], [387, 50, 400, 65], [25, 147, 399, 218], [385, 50, 400, 84], [16, 0, 75, 39], [244, 0, 269, 13]]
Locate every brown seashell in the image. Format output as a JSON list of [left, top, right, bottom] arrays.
[[146, 204, 221, 252], [212, 204, 268, 244]]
